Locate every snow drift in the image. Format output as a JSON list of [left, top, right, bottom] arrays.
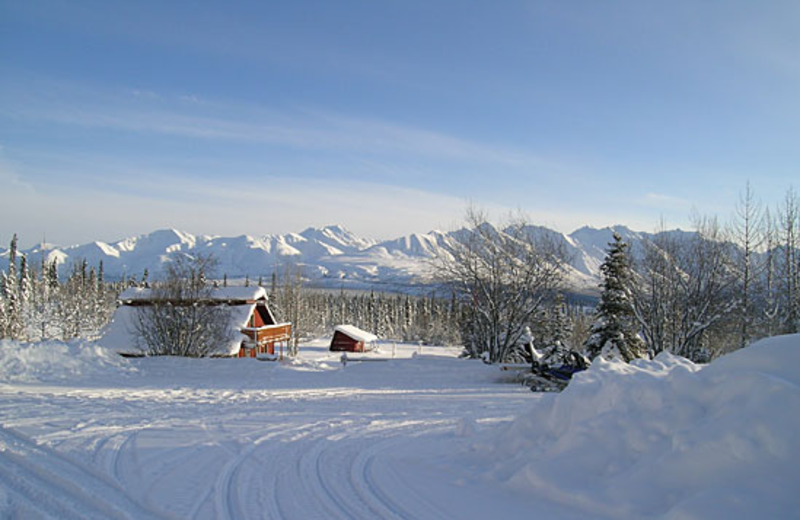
[[485, 334, 800, 519], [0, 340, 134, 383]]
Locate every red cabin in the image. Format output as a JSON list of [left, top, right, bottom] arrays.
[[329, 325, 377, 353], [237, 294, 292, 359]]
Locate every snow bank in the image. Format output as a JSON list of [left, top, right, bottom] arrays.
[[0, 340, 133, 383], [485, 334, 800, 519]]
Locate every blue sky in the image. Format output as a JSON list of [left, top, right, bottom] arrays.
[[1, 1, 799, 247]]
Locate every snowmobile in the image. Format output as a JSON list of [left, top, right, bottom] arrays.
[[523, 351, 590, 392]]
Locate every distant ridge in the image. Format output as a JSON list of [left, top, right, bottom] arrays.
[[0, 224, 696, 293]]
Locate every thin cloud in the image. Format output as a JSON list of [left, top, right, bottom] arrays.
[[5, 81, 553, 170], [638, 192, 691, 211], [131, 89, 161, 100]]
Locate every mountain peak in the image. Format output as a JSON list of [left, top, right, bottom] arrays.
[[299, 224, 374, 252], [147, 228, 195, 242]]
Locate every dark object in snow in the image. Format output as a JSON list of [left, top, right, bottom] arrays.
[[523, 351, 590, 392]]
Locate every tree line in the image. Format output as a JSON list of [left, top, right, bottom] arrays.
[[626, 185, 800, 361], [438, 185, 800, 364], [0, 234, 120, 341]]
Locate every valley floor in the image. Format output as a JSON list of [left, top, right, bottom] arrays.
[[0, 341, 589, 520]]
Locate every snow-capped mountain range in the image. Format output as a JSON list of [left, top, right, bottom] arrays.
[[1, 224, 694, 293]]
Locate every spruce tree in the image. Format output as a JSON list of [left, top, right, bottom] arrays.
[[583, 233, 645, 362], [2, 234, 23, 339], [18, 254, 32, 340], [542, 292, 572, 365]]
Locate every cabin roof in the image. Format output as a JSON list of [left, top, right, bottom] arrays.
[[118, 286, 268, 303], [100, 302, 258, 356], [333, 325, 378, 343]]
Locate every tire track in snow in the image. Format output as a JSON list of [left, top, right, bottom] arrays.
[[359, 448, 456, 520], [112, 429, 141, 485], [349, 420, 457, 520], [0, 424, 173, 520], [262, 419, 376, 520], [260, 417, 455, 520], [186, 420, 242, 520], [310, 439, 367, 519], [213, 422, 326, 520]]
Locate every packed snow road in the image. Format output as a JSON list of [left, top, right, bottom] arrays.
[[0, 342, 572, 519]]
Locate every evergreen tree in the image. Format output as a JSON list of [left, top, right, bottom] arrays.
[[0, 293, 6, 339], [18, 254, 32, 340], [541, 292, 573, 365], [2, 234, 23, 339], [584, 233, 645, 362], [47, 260, 59, 291], [35, 254, 50, 341]]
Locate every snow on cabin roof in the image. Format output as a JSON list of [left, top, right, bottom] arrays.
[[99, 302, 257, 356], [334, 325, 377, 343], [118, 286, 268, 303]]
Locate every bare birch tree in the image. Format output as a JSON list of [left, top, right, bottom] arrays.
[[434, 208, 566, 363], [777, 188, 799, 333], [634, 215, 736, 361], [132, 254, 232, 357], [729, 182, 764, 348]]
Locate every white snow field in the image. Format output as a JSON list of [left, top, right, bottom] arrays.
[[1, 335, 798, 519]]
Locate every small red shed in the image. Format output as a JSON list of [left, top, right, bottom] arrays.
[[329, 325, 378, 352]]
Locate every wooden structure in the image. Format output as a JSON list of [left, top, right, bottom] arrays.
[[238, 298, 292, 359], [110, 286, 291, 358], [329, 325, 377, 353]]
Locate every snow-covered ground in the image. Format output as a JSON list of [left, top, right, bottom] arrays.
[[1, 336, 798, 519]]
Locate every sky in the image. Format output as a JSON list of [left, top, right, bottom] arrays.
[[1, 0, 799, 248]]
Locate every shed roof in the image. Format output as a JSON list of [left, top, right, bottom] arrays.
[[333, 325, 378, 343]]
